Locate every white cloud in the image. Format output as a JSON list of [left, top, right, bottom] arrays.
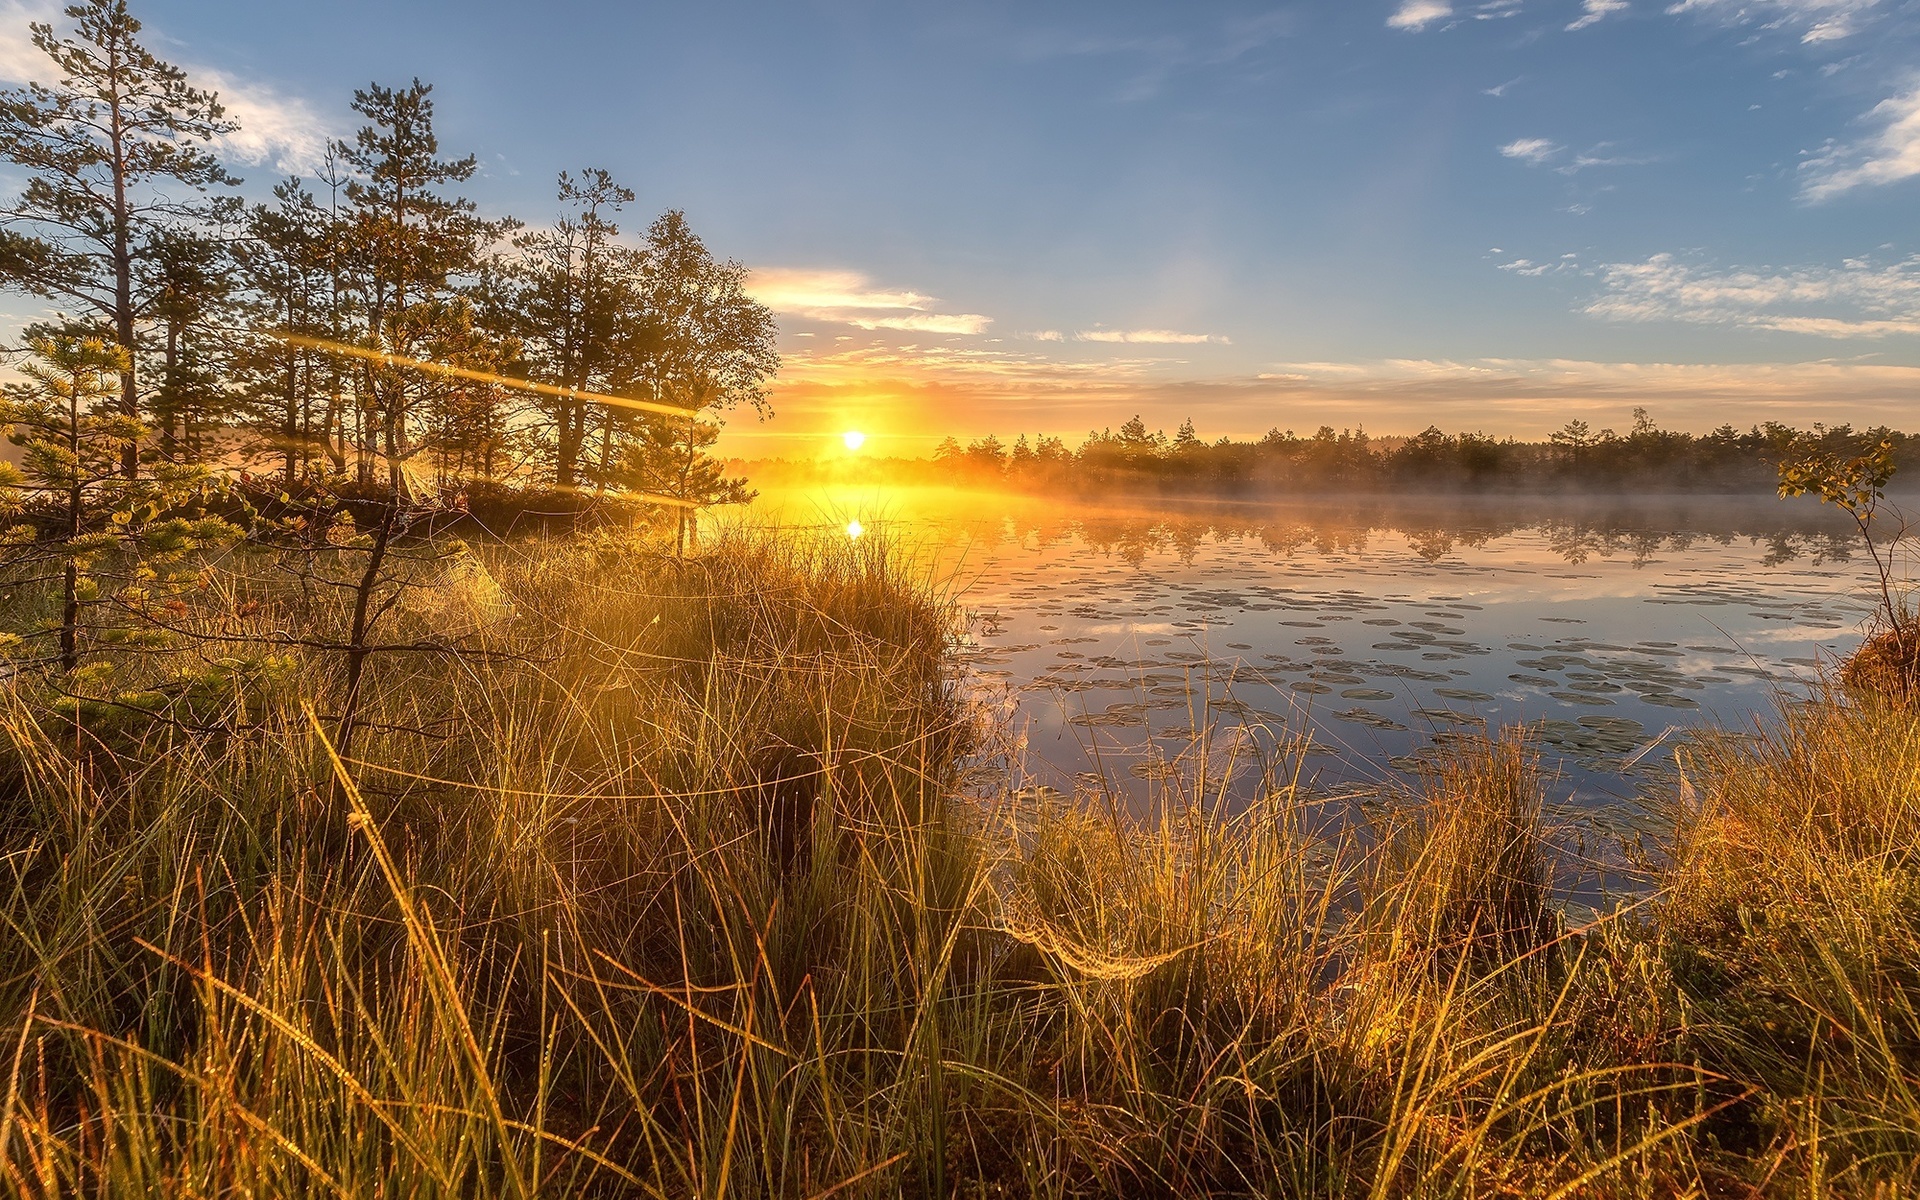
[[0, 0, 331, 172], [189, 68, 330, 172], [1498, 258, 1556, 276], [1501, 137, 1652, 172], [1567, 0, 1629, 31], [1076, 329, 1231, 345], [1561, 146, 1655, 171], [849, 314, 995, 335], [1584, 251, 1920, 336], [1024, 330, 1065, 342], [1667, 0, 1881, 40], [1801, 16, 1857, 40], [1799, 88, 1920, 201], [1388, 0, 1454, 30], [0, 0, 54, 82], [748, 267, 993, 336], [1500, 137, 1562, 162]]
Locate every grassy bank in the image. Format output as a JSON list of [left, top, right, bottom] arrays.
[[1, 527, 1916, 1197]]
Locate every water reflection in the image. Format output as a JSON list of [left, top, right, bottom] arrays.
[[786, 490, 1864, 572], [754, 487, 1876, 827]]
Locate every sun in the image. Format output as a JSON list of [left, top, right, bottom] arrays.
[[842, 430, 867, 451]]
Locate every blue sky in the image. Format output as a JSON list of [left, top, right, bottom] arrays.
[[2, 0, 1917, 453]]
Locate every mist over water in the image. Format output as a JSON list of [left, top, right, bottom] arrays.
[[752, 486, 1881, 823]]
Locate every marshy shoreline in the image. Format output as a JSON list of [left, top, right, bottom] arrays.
[[2, 526, 1916, 1198]]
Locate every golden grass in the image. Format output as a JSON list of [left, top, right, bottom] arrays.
[[0, 525, 1915, 1197]]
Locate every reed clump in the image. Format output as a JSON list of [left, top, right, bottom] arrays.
[[1660, 694, 1920, 1194], [1839, 621, 1920, 712], [0, 525, 1916, 1197]]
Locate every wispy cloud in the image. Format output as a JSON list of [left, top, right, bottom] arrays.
[[748, 267, 993, 335], [189, 67, 330, 172], [1801, 15, 1859, 40], [0, 0, 331, 172], [1585, 251, 1920, 336], [1500, 137, 1561, 162], [771, 342, 1165, 395], [1076, 329, 1231, 345], [0, 0, 55, 82], [1567, 0, 1630, 31], [1010, 12, 1297, 104], [1564, 146, 1656, 170], [1798, 87, 1920, 200], [1388, 1, 1454, 31], [1501, 137, 1653, 172], [1667, 0, 1882, 42], [1497, 258, 1556, 276]]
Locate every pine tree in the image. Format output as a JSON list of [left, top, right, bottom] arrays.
[[611, 211, 777, 544], [1008, 433, 1036, 475], [0, 335, 236, 671], [0, 0, 240, 478], [233, 178, 343, 483], [336, 79, 507, 497], [621, 415, 752, 553], [142, 225, 236, 461], [416, 297, 520, 485], [501, 169, 649, 488], [636, 210, 778, 417]]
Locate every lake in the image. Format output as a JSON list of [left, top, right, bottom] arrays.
[[754, 487, 1881, 829]]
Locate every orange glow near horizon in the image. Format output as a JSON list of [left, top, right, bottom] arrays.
[[714, 350, 1920, 463]]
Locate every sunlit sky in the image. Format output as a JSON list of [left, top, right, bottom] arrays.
[[3, 0, 1918, 456]]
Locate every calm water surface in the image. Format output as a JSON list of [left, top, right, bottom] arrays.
[[758, 488, 1881, 823]]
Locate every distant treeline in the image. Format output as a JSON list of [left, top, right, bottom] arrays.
[[876, 409, 1919, 494]]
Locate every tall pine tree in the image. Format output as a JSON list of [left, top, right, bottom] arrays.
[[234, 177, 349, 483], [0, 0, 239, 477], [501, 169, 650, 489], [614, 210, 776, 544], [336, 79, 508, 498]]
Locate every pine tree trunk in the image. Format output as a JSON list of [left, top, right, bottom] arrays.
[[334, 503, 395, 768], [385, 402, 405, 500], [556, 400, 582, 490], [60, 369, 82, 672], [284, 355, 301, 484], [108, 45, 139, 480], [322, 377, 348, 474], [159, 323, 181, 460]]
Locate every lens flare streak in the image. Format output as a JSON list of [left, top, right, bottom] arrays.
[[269, 332, 698, 418]]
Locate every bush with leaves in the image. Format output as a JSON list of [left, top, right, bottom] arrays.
[[1777, 431, 1906, 629], [1778, 430, 1919, 706]]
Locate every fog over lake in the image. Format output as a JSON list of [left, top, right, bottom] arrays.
[[757, 488, 1883, 820]]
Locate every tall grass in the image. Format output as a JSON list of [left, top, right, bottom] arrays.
[[0, 524, 1915, 1196]]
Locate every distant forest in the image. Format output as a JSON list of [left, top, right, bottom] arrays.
[[804, 410, 1920, 495]]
